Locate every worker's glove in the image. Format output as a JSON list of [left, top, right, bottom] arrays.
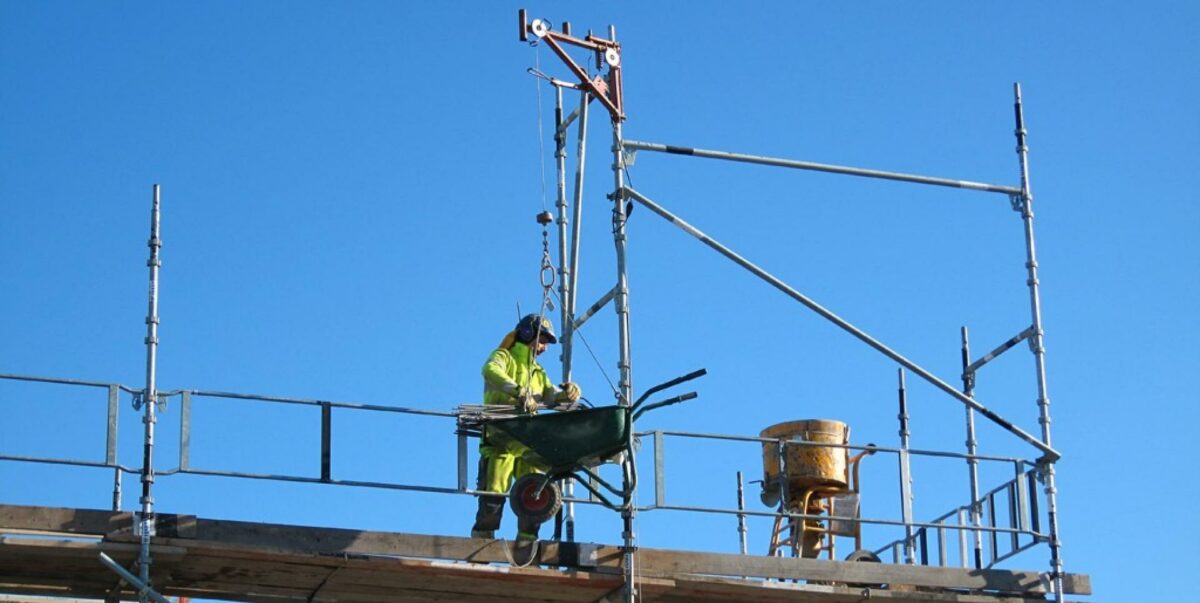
[[553, 382, 582, 406], [518, 387, 539, 415]]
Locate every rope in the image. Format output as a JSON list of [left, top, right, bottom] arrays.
[[533, 43, 549, 213], [531, 42, 554, 343], [499, 537, 541, 569]]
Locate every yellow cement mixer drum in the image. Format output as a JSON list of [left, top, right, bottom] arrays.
[[760, 419, 850, 506]]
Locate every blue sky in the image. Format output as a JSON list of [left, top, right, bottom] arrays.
[[2, 2, 1197, 600]]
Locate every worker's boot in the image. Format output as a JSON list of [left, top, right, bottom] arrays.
[[472, 493, 504, 542], [510, 530, 540, 566]]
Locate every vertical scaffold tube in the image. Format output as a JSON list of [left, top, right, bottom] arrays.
[[565, 90, 589, 543], [736, 471, 749, 555], [567, 90, 590, 379], [553, 85, 578, 543], [897, 369, 915, 565], [606, 24, 636, 603], [553, 86, 571, 380], [614, 116, 638, 603], [961, 327, 984, 569], [611, 125, 632, 405], [139, 184, 163, 599], [1013, 83, 1064, 603]]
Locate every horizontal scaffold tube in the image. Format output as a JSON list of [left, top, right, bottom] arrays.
[[621, 186, 1059, 461], [622, 140, 1022, 195]]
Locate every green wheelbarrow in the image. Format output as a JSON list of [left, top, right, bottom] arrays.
[[484, 368, 707, 527]]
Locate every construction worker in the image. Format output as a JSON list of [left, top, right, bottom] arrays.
[[471, 313, 582, 541]]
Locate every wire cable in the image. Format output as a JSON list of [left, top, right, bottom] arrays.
[[533, 44, 549, 212], [548, 288, 619, 398]]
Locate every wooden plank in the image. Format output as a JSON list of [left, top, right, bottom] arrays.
[[165, 582, 311, 603], [166, 514, 1088, 596], [152, 532, 623, 576], [0, 505, 1093, 601], [0, 595, 115, 603], [0, 585, 97, 600], [169, 546, 620, 601], [150, 540, 620, 603], [0, 506, 129, 536], [318, 566, 616, 603], [9, 505, 1085, 596], [163, 522, 1087, 596], [661, 575, 1051, 603], [630, 547, 1089, 595], [0, 537, 185, 560], [0, 572, 129, 600], [316, 579, 589, 603], [147, 557, 329, 592], [0, 504, 195, 538], [0, 539, 184, 601]]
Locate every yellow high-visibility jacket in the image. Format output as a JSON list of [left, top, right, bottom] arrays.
[[481, 341, 555, 407], [479, 340, 559, 469]]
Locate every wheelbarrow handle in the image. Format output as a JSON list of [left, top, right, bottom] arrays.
[[632, 391, 698, 422], [633, 368, 708, 409]]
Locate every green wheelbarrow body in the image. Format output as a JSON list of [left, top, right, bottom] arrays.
[[476, 368, 707, 521], [488, 405, 630, 476]]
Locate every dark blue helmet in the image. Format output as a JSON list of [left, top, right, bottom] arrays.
[[515, 314, 558, 344]]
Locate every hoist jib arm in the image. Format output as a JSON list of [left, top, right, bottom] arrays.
[[518, 9, 625, 121]]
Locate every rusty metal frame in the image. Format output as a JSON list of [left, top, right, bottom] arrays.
[[519, 10, 624, 121]]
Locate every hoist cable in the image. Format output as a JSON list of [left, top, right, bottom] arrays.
[[533, 43, 549, 213]]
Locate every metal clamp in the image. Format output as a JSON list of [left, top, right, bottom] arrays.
[[1009, 193, 1026, 214]]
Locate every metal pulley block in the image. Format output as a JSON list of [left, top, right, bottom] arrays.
[[604, 48, 620, 67]]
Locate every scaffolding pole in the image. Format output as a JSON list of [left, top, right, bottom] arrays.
[[563, 88, 590, 543], [621, 140, 1023, 196], [554, 85, 571, 384], [137, 184, 162, 602], [897, 369, 915, 565], [1012, 83, 1064, 603], [961, 327, 985, 569], [607, 48, 639, 603]]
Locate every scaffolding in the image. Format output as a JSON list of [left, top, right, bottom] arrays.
[[512, 11, 1064, 602], [0, 11, 1074, 603]]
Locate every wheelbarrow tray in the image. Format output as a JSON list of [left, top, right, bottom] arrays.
[[489, 405, 629, 473]]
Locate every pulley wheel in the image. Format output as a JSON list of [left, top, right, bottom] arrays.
[[604, 48, 621, 67]]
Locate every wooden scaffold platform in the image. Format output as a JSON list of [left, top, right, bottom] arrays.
[[0, 504, 1089, 603]]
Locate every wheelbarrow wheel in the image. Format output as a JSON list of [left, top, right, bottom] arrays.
[[509, 474, 562, 526]]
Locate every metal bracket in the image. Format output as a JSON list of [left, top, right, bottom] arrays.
[[1034, 462, 1051, 483], [133, 392, 168, 412], [1009, 193, 1027, 214]]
